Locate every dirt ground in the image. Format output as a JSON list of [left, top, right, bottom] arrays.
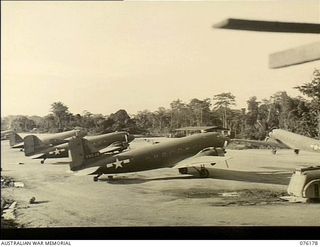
[[1, 137, 320, 227]]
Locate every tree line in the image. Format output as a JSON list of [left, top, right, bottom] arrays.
[[2, 69, 319, 139]]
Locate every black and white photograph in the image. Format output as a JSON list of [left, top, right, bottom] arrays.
[[1, 0, 320, 239]]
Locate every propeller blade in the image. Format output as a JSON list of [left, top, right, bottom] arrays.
[[225, 160, 229, 168]]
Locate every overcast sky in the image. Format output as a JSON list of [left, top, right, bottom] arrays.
[[2, 0, 320, 117]]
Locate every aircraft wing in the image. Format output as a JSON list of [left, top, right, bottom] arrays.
[[213, 18, 320, 68], [47, 138, 69, 146], [213, 18, 320, 34], [64, 137, 74, 142], [231, 138, 289, 149], [174, 155, 232, 169], [99, 141, 130, 154], [69, 166, 101, 176]]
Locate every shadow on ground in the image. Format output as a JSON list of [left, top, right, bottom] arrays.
[[99, 175, 195, 184], [43, 161, 70, 165], [30, 200, 50, 205], [98, 168, 292, 185], [207, 168, 291, 185]]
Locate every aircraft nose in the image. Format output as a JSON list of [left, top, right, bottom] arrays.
[[224, 137, 231, 147], [127, 134, 135, 143], [268, 131, 273, 138], [76, 128, 87, 137]]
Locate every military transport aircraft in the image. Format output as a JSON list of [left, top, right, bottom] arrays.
[[9, 132, 24, 148], [233, 128, 320, 155], [68, 132, 229, 181], [13, 128, 87, 151], [1, 130, 13, 140], [9, 128, 87, 149], [26, 131, 134, 164], [268, 129, 320, 154]]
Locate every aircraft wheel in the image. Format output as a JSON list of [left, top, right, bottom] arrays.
[[93, 176, 99, 182], [294, 149, 300, 155], [199, 168, 209, 178], [40, 160, 44, 164], [272, 149, 277, 155]]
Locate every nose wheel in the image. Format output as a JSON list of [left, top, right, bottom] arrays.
[[41, 158, 46, 164]]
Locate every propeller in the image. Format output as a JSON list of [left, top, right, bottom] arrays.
[[223, 140, 228, 148], [225, 159, 229, 168]]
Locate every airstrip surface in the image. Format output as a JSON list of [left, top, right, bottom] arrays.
[[1, 137, 319, 227]]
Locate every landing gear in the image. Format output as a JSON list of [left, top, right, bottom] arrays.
[[199, 165, 209, 178], [40, 158, 46, 164], [294, 149, 300, 155], [93, 174, 102, 182], [272, 148, 277, 155]]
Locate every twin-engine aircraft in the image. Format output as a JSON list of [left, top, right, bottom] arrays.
[[68, 132, 229, 181], [1, 130, 13, 140], [234, 128, 320, 155], [26, 131, 135, 164], [268, 129, 320, 154], [9, 132, 24, 148], [8, 128, 87, 150]]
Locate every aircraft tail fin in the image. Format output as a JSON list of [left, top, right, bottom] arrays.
[[9, 132, 23, 147], [68, 136, 101, 171], [24, 135, 47, 156]]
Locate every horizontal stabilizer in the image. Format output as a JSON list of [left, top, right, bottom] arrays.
[[71, 166, 101, 176]]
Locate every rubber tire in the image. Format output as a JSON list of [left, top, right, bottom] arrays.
[[93, 176, 98, 182]]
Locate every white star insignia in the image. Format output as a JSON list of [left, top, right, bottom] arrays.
[[311, 144, 320, 151], [53, 148, 61, 155], [105, 158, 130, 169], [113, 158, 123, 169]]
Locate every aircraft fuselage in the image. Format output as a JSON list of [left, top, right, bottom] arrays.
[[80, 132, 227, 175], [34, 132, 134, 160], [269, 129, 320, 153]]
